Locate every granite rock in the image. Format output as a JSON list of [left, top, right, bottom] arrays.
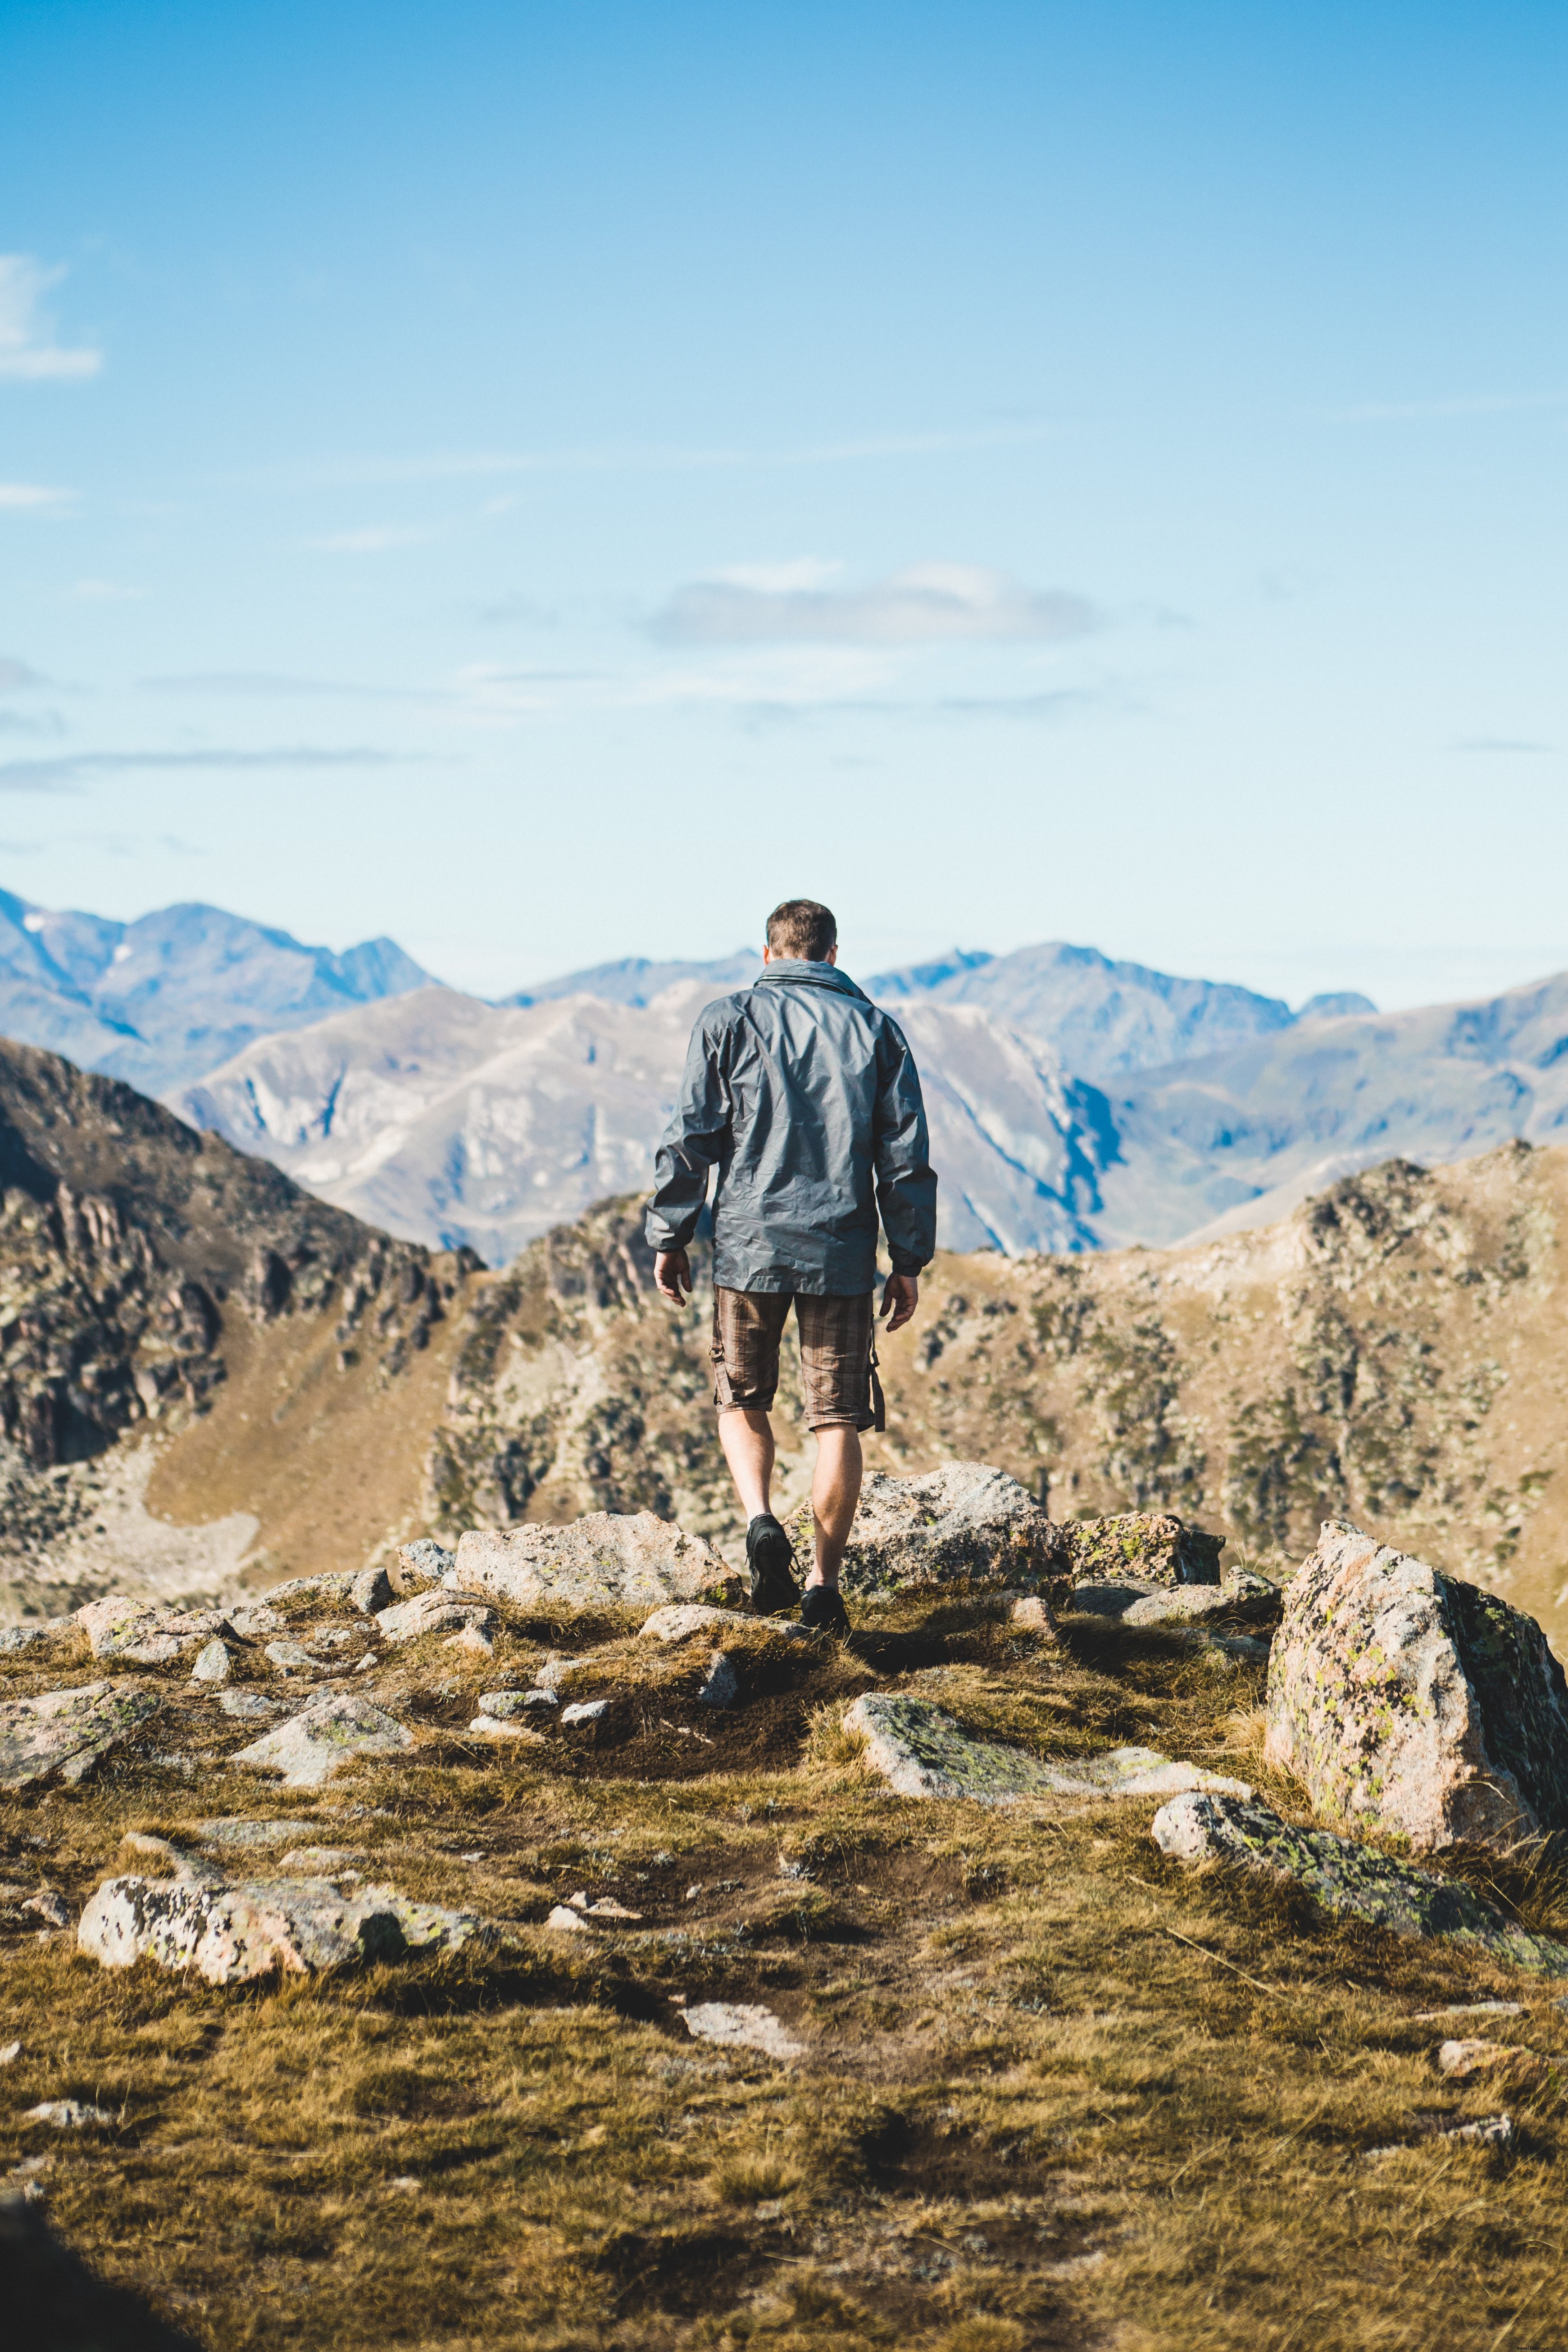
[[448, 1512, 741, 1612], [190, 1639, 233, 1684], [375, 1591, 497, 1646], [231, 1693, 414, 1787], [1059, 1512, 1223, 1588], [788, 1462, 1065, 1599], [78, 1871, 482, 1981], [843, 1692, 1250, 1806], [350, 1566, 393, 1615], [0, 1680, 163, 1791], [1263, 1521, 1568, 1851], [76, 1598, 236, 1665], [639, 1603, 810, 1645], [1151, 1789, 1568, 1975], [697, 1652, 740, 1708], [682, 2001, 804, 2061], [478, 1689, 557, 1716]]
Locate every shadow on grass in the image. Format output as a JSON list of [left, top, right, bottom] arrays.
[[2, 2191, 204, 2352]]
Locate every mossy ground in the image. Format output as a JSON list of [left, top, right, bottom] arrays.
[[3, 1590, 1567, 2349]]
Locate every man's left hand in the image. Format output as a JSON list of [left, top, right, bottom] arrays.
[[880, 1271, 919, 1333]]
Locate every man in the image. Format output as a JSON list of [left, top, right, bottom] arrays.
[[647, 898, 937, 1635]]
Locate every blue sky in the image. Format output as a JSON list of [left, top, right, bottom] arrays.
[[0, 0, 1563, 1006]]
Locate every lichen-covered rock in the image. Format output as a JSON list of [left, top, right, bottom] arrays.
[[190, 1639, 233, 1684], [1059, 1512, 1223, 1588], [1151, 1789, 1568, 1975], [843, 1693, 1250, 1805], [78, 1871, 482, 1981], [0, 1618, 72, 1655], [231, 1693, 414, 1788], [350, 1566, 392, 1615], [0, 1680, 163, 1791], [76, 1598, 237, 1665], [395, 1538, 454, 1590], [1263, 1521, 1568, 1852], [790, 1462, 1066, 1598], [374, 1591, 496, 1646], [478, 1688, 556, 1716], [447, 1512, 742, 1611], [638, 1603, 811, 1645]]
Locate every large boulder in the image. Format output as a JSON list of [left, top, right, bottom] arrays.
[[231, 1693, 414, 1788], [78, 1872, 481, 1982], [1152, 1789, 1568, 1976], [1059, 1512, 1223, 1588], [446, 1512, 741, 1612], [844, 1692, 1251, 1805], [790, 1462, 1066, 1597], [1264, 1521, 1568, 1852], [0, 1681, 163, 1791], [76, 1599, 237, 1664]]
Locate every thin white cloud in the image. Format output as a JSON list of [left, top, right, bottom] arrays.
[[1323, 393, 1565, 423], [0, 658, 45, 691], [1456, 735, 1555, 755], [0, 256, 102, 382], [0, 745, 412, 792], [0, 482, 72, 509], [647, 563, 1100, 647], [140, 670, 444, 703], [307, 524, 432, 553]]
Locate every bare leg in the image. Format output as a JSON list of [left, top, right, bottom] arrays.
[[718, 1406, 775, 1523], [807, 1425, 862, 1586]]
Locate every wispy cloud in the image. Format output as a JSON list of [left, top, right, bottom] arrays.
[[1323, 393, 1565, 423], [307, 524, 432, 554], [0, 482, 72, 510], [1456, 735, 1555, 754], [0, 659, 45, 692], [648, 563, 1100, 647], [140, 670, 444, 704], [0, 745, 410, 792], [0, 256, 102, 382]]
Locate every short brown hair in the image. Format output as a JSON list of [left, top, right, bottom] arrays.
[[765, 899, 836, 962]]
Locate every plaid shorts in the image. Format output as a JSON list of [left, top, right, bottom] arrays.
[[711, 1286, 882, 1431]]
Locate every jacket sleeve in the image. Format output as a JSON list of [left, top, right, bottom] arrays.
[[646, 1012, 731, 1254], [873, 1018, 938, 1273]]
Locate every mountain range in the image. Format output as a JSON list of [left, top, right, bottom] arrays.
[[3, 884, 1567, 1267]]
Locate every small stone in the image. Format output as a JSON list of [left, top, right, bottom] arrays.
[[445, 1621, 495, 1656], [231, 1693, 414, 1788], [546, 1904, 592, 1932], [1442, 2113, 1514, 2146], [1010, 1596, 1052, 1631], [1438, 2038, 1549, 2086], [468, 1716, 543, 1740], [190, 1639, 233, 1685], [375, 1593, 497, 1647], [396, 1539, 454, 1588], [681, 2002, 804, 2061], [1122, 1587, 1237, 1627], [22, 1890, 71, 1928], [191, 1817, 317, 1848], [354, 1653, 377, 1672], [697, 1652, 739, 1708], [350, 1566, 393, 1615], [478, 1689, 556, 1716], [228, 1603, 285, 1638], [1061, 1512, 1223, 1588], [388, 2174, 422, 2192], [1152, 1790, 1568, 1975], [1413, 2001, 1524, 2022], [264, 1641, 320, 1673], [533, 1655, 588, 1692], [0, 1680, 164, 1793], [560, 1698, 609, 1727], [277, 1847, 364, 1874], [0, 1620, 70, 1654], [218, 1691, 281, 1720], [24, 2100, 114, 2129], [0, 2041, 20, 2064], [580, 1896, 642, 1920]]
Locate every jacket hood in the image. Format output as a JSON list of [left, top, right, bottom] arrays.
[[754, 958, 870, 1004]]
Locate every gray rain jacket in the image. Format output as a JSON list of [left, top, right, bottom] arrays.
[[646, 959, 937, 1295]]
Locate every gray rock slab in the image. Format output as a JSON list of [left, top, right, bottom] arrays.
[[845, 1692, 1251, 1806], [263, 1573, 357, 1604], [264, 1641, 321, 1672], [1264, 1520, 1568, 1852], [217, 1690, 281, 1720], [0, 1680, 163, 1791], [227, 1603, 285, 1638], [76, 1598, 236, 1665], [23, 2100, 115, 2129], [1151, 1789, 1568, 1975], [396, 1539, 454, 1589], [560, 1698, 609, 1727], [375, 1592, 496, 1645], [1066, 1580, 1159, 1619], [639, 1603, 810, 1644], [533, 1654, 588, 1692], [190, 1639, 233, 1684], [231, 1694, 414, 1788], [1061, 1511, 1223, 1588], [78, 1871, 482, 1982], [697, 1652, 740, 1707], [469, 1715, 543, 1739], [682, 2001, 804, 2061], [477, 1689, 556, 1716], [191, 1816, 318, 1847], [792, 1462, 1064, 1597], [350, 1566, 393, 1615], [0, 1619, 73, 1655], [449, 1511, 742, 1612]]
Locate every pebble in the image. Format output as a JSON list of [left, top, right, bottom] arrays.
[[533, 1655, 588, 1693], [681, 2002, 804, 2062], [697, 1652, 739, 1708], [21, 1890, 71, 1927], [264, 1642, 319, 1673], [190, 1639, 233, 1684], [24, 2101, 115, 2129], [545, 1904, 592, 1932], [0, 2042, 20, 2064], [1413, 2000, 1524, 2022], [218, 1691, 281, 1720], [561, 1699, 609, 1727], [478, 1689, 556, 1717]]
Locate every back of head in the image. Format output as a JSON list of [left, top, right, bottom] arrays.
[[765, 898, 836, 963]]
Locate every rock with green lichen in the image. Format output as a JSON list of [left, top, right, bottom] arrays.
[[447, 1511, 742, 1611], [0, 1679, 164, 1791], [231, 1692, 414, 1788], [844, 1692, 1252, 1806], [1059, 1512, 1224, 1588], [1152, 1788, 1568, 1975], [78, 1871, 484, 1982], [1264, 1521, 1568, 1853], [788, 1462, 1067, 1599]]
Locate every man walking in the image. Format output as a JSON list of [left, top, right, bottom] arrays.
[[648, 898, 937, 1634]]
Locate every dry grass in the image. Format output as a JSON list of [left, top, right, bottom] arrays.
[[3, 1589, 1567, 2348]]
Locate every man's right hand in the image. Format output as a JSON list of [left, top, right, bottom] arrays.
[[654, 1247, 693, 1308], [880, 1271, 919, 1333]]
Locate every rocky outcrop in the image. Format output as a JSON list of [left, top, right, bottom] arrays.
[[1263, 1521, 1568, 1852], [639, 1603, 812, 1645], [790, 1463, 1066, 1599], [447, 1512, 741, 1612], [1059, 1512, 1223, 1587], [1152, 1789, 1568, 1973], [0, 1679, 162, 1790], [231, 1693, 414, 1787], [77, 1598, 236, 1664], [844, 1693, 1251, 1805], [78, 1871, 481, 1981]]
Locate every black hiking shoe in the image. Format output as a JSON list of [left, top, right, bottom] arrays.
[[800, 1583, 851, 1639], [747, 1514, 801, 1616]]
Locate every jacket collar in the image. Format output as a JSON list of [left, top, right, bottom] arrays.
[[755, 958, 869, 1003]]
